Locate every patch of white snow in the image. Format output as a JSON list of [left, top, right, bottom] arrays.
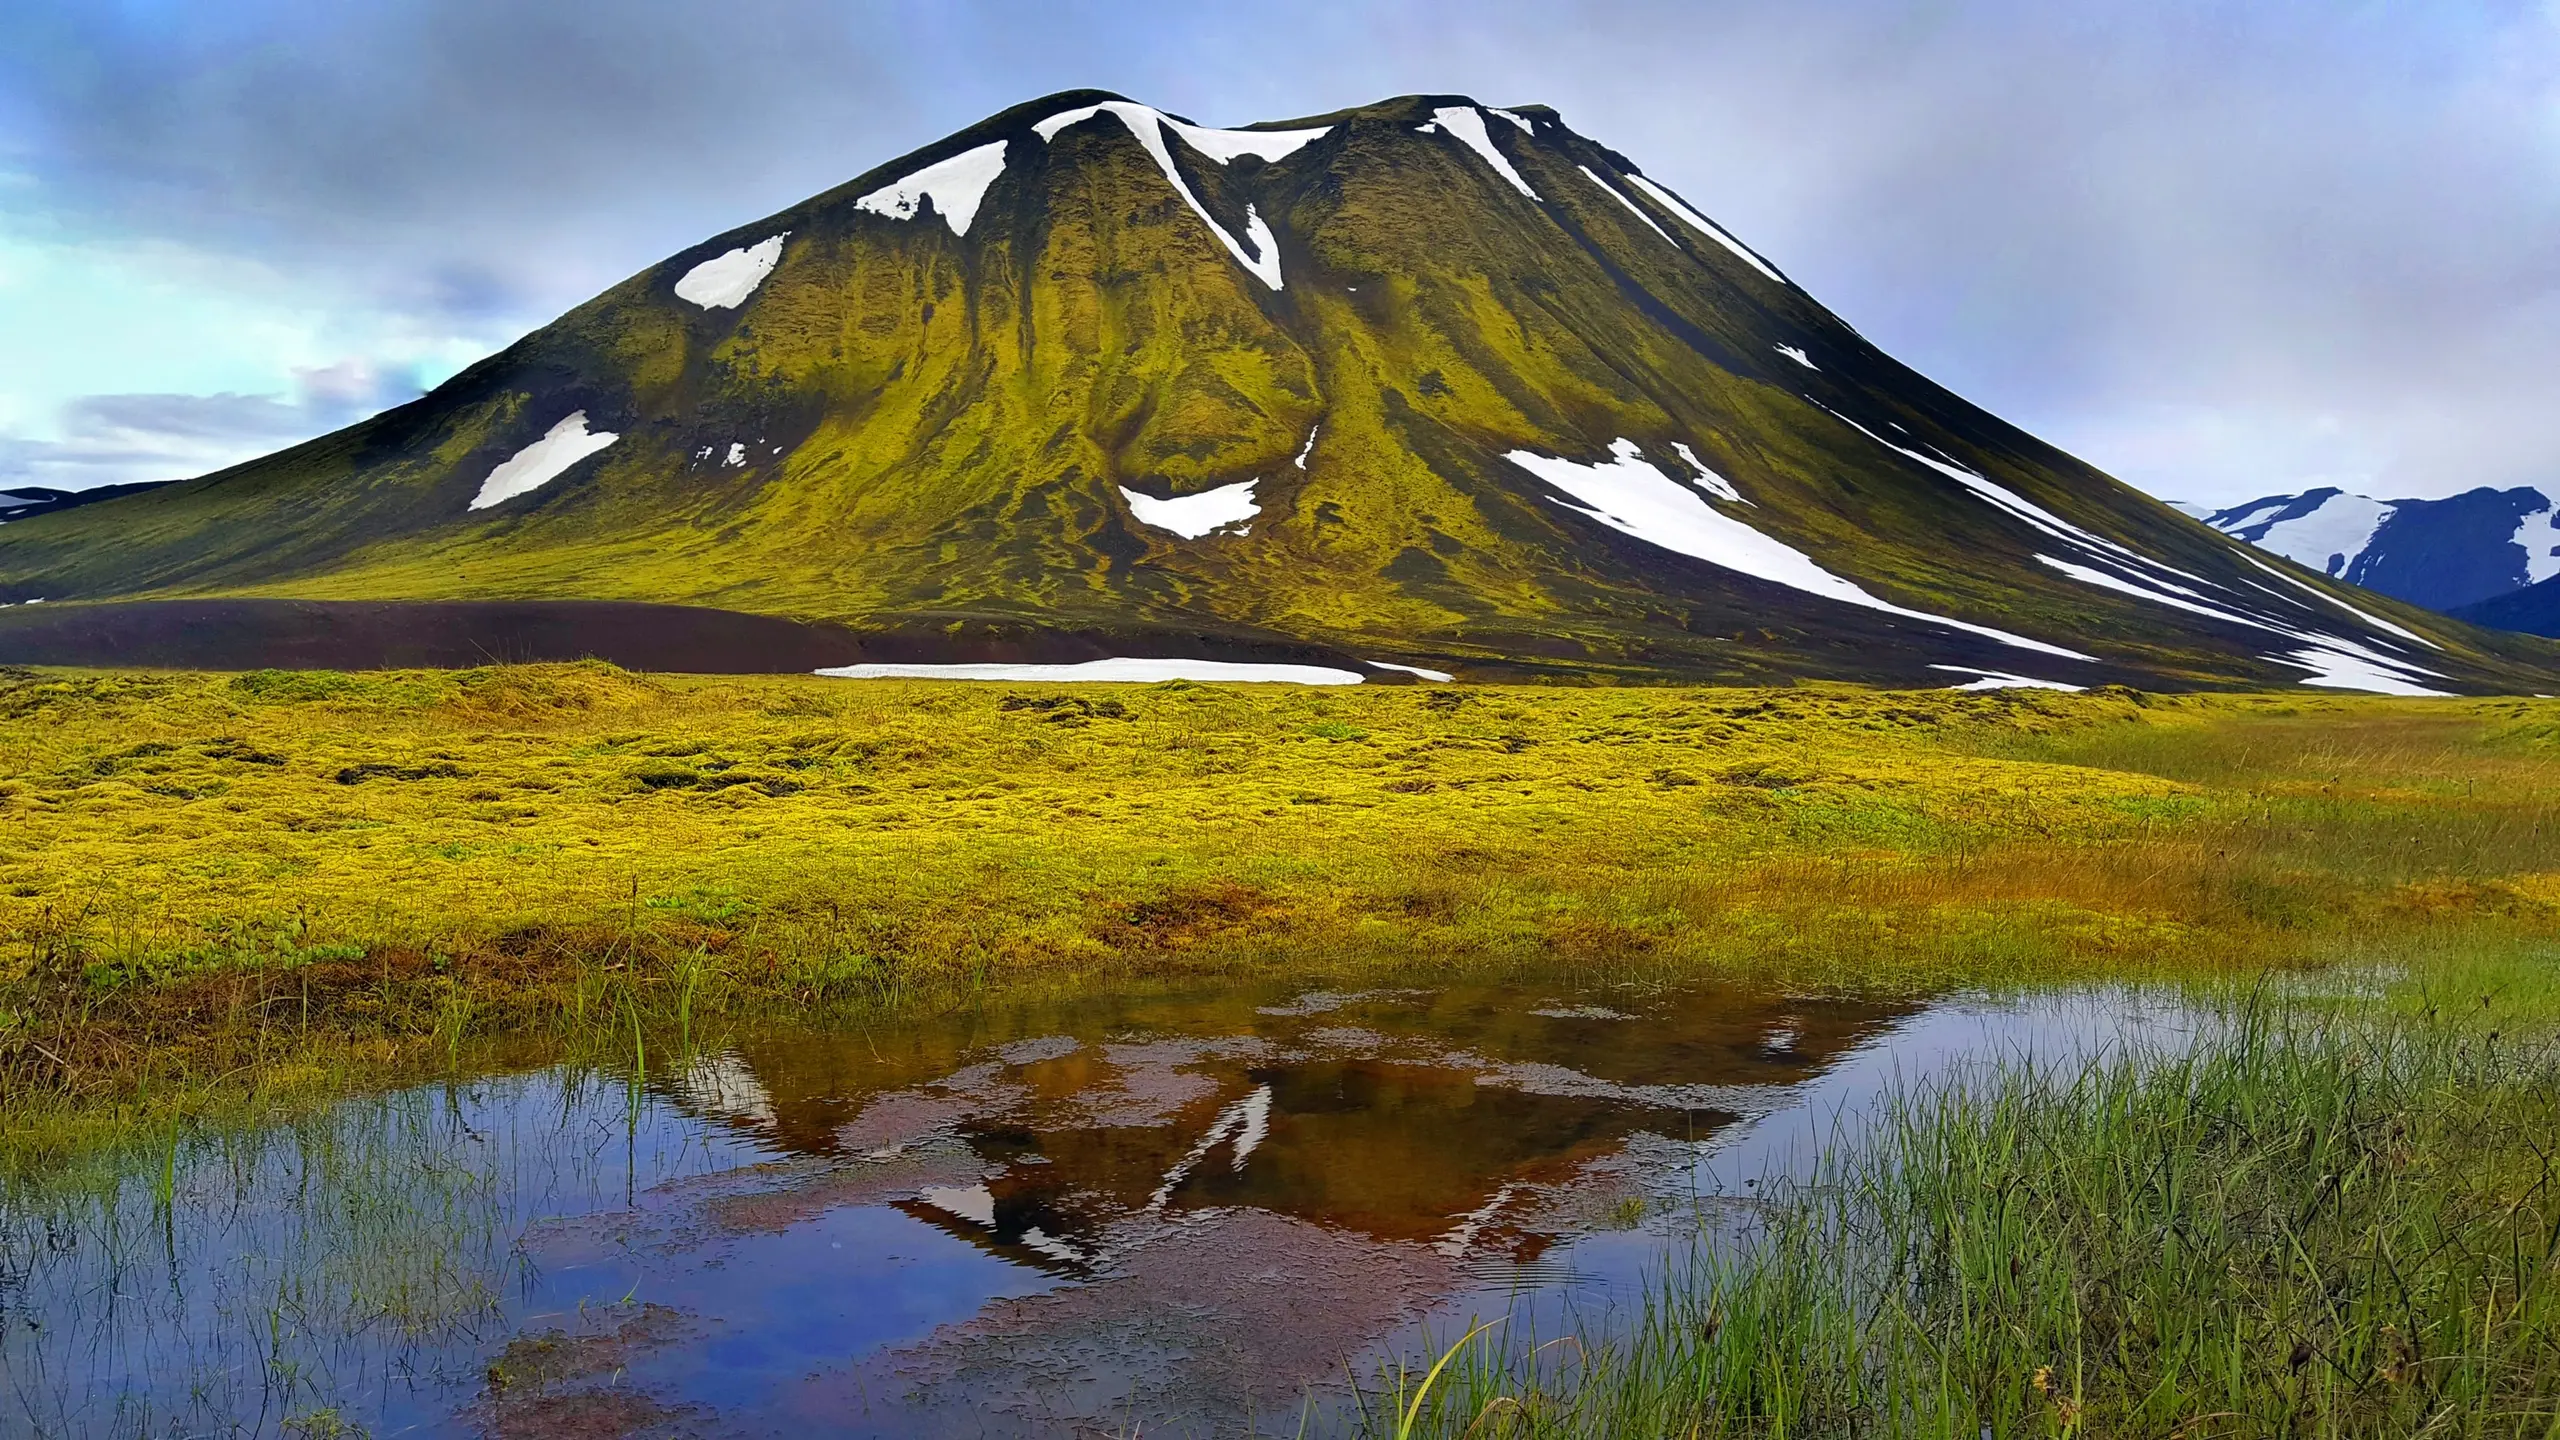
[[2035, 555, 2445, 695], [854, 139, 1009, 236], [1822, 406, 2216, 589], [1928, 666, 2086, 692], [724, 443, 746, 467], [1426, 106, 1538, 200], [673, 234, 788, 310], [2515, 506, 2560, 585], [1292, 426, 1319, 469], [1367, 661, 1457, 682], [1486, 107, 1536, 133], [2282, 647, 2450, 697], [2237, 553, 2439, 649], [1160, 116, 1331, 164], [1508, 439, 2089, 660], [1671, 442, 1748, 504], [1121, 478, 1260, 538], [1576, 165, 1675, 244], [2249, 494, 2393, 577], [1822, 402, 2446, 694], [816, 659, 1364, 685], [1775, 344, 1817, 370], [1619, 173, 1785, 283], [468, 412, 619, 511], [1033, 102, 1302, 288]]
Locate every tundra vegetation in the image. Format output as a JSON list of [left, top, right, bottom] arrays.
[[4, 662, 2559, 1435]]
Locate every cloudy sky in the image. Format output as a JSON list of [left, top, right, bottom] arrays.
[[1, 1, 2553, 507]]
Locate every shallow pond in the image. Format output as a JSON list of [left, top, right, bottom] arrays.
[[0, 976, 2190, 1437]]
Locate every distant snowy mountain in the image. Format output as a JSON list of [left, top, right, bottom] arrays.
[[2191, 486, 2560, 616], [0, 482, 171, 526]]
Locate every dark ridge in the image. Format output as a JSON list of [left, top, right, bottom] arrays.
[[2450, 576, 2560, 639], [0, 599, 1391, 675], [0, 480, 176, 524]]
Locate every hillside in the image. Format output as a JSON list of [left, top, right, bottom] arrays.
[[2, 90, 2549, 693], [2453, 576, 2560, 639]]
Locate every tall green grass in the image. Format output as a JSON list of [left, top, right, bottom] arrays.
[[1384, 997, 2560, 1438]]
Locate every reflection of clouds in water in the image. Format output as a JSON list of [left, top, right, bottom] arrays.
[[834, 1207, 1465, 1432], [993, 1035, 1082, 1065], [1068, 1037, 1276, 1128], [1255, 988, 1430, 1017], [665, 1049, 778, 1127]]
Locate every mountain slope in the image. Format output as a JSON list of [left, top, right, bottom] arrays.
[[3, 90, 2550, 693], [2188, 485, 2560, 615], [2452, 576, 2560, 639]]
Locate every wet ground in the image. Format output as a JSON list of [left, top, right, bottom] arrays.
[[0, 598, 1380, 675], [0, 975, 2188, 1438]]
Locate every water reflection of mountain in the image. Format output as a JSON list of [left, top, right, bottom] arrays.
[[656, 982, 1914, 1269]]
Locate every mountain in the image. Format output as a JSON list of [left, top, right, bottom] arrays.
[[2188, 485, 2560, 616], [2, 90, 2551, 694], [2451, 576, 2560, 639], [0, 481, 173, 528]]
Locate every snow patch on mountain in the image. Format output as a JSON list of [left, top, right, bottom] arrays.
[[1775, 345, 1817, 370], [469, 412, 619, 511], [1577, 165, 1674, 243], [2278, 647, 2449, 698], [1816, 403, 2442, 691], [1619, 173, 1785, 284], [1672, 442, 1747, 504], [1034, 102, 1316, 288], [1121, 479, 1260, 537], [1510, 439, 2088, 660], [2036, 555, 2445, 695], [1929, 666, 2085, 692], [1487, 108, 1536, 133], [817, 658, 1364, 684], [855, 140, 1009, 236], [2516, 506, 2560, 585], [1159, 115, 1331, 164], [1426, 106, 1539, 200], [2231, 492, 2395, 577], [1367, 661, 1457, 681], [1826, 407, 2236, 605], [2237, 554, 2439, 649], [673, 234, 788, 309]]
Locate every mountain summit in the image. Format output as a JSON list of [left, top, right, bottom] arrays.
[[2, 91, 2549, 693]]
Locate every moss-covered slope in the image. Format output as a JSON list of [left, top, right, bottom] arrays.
[[4, 90, 2549, 692]]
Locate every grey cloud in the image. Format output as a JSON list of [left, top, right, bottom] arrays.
[[2, 0, 2555, 506], [2, 363, 426, 491], [61, 392, 312, 444]]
